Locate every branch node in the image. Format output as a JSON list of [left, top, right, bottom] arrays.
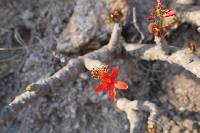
[[154, 37, 170, 54], [116, 98, 159, 133]]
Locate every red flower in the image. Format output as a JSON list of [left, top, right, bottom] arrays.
[[147, 0, 176, 37], [95, 66, 128, 101], [148, 0, 175, 21]]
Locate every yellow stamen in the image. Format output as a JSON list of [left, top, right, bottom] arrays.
[[91, 66, 107, 80]]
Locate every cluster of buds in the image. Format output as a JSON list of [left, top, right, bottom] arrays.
[[108, 9, 123, 23], [187, 41, 197, 53], [148, 0, 176, 37], [91, 65, 109, 80], [147, 121, 157, 133]]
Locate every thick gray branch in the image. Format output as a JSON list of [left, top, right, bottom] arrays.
[[0, 23, 122, 123], [175, 4, 200, 29], [125, 40, 200, 78]]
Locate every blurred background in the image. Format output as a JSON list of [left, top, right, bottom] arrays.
[[0, 0, 200, 132]]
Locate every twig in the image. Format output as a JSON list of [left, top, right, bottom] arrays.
[[0, 47, 27, 51], [132, 7, 145, 43], [13, 28, 29, 54]]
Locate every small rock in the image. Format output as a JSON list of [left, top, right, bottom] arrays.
[[79, 72, 89, 80], [102, 107, 108, 114], [171, 125, 181, 133], [197, 27, 200, 33], [54, 26, 60, 34], [193, 129, 199, 133], [57, 0, 128, 53], [73, 122, 80, 129], [183, 119, 194, 131], [179, 107, 186, 112], [101, 93, 108, 100], [21, 10, 34, 20], [183, 129, 191, 133], [176, 0, 196, 5], [159, 95, 168, 103], [124, 124, 129, 130], [173, 115, 182, 121]]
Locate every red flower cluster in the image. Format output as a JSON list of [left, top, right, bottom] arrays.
[[92, 66, 128, 101], [148, 0, 176, 37]]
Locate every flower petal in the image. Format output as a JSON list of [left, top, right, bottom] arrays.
[[95, 82, 107, 93], [99, 65, 110, 80], [163, 9, 176, 17], [110, 66, 119, 80], [114, 81, 128, 90], [157, 0, 161, 6], [107, 85, 116, 101], [148, 15, 154, 21], [104, 65, 109, 73], [147, 11, 156, 21], [99, 71, 108, 80]]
